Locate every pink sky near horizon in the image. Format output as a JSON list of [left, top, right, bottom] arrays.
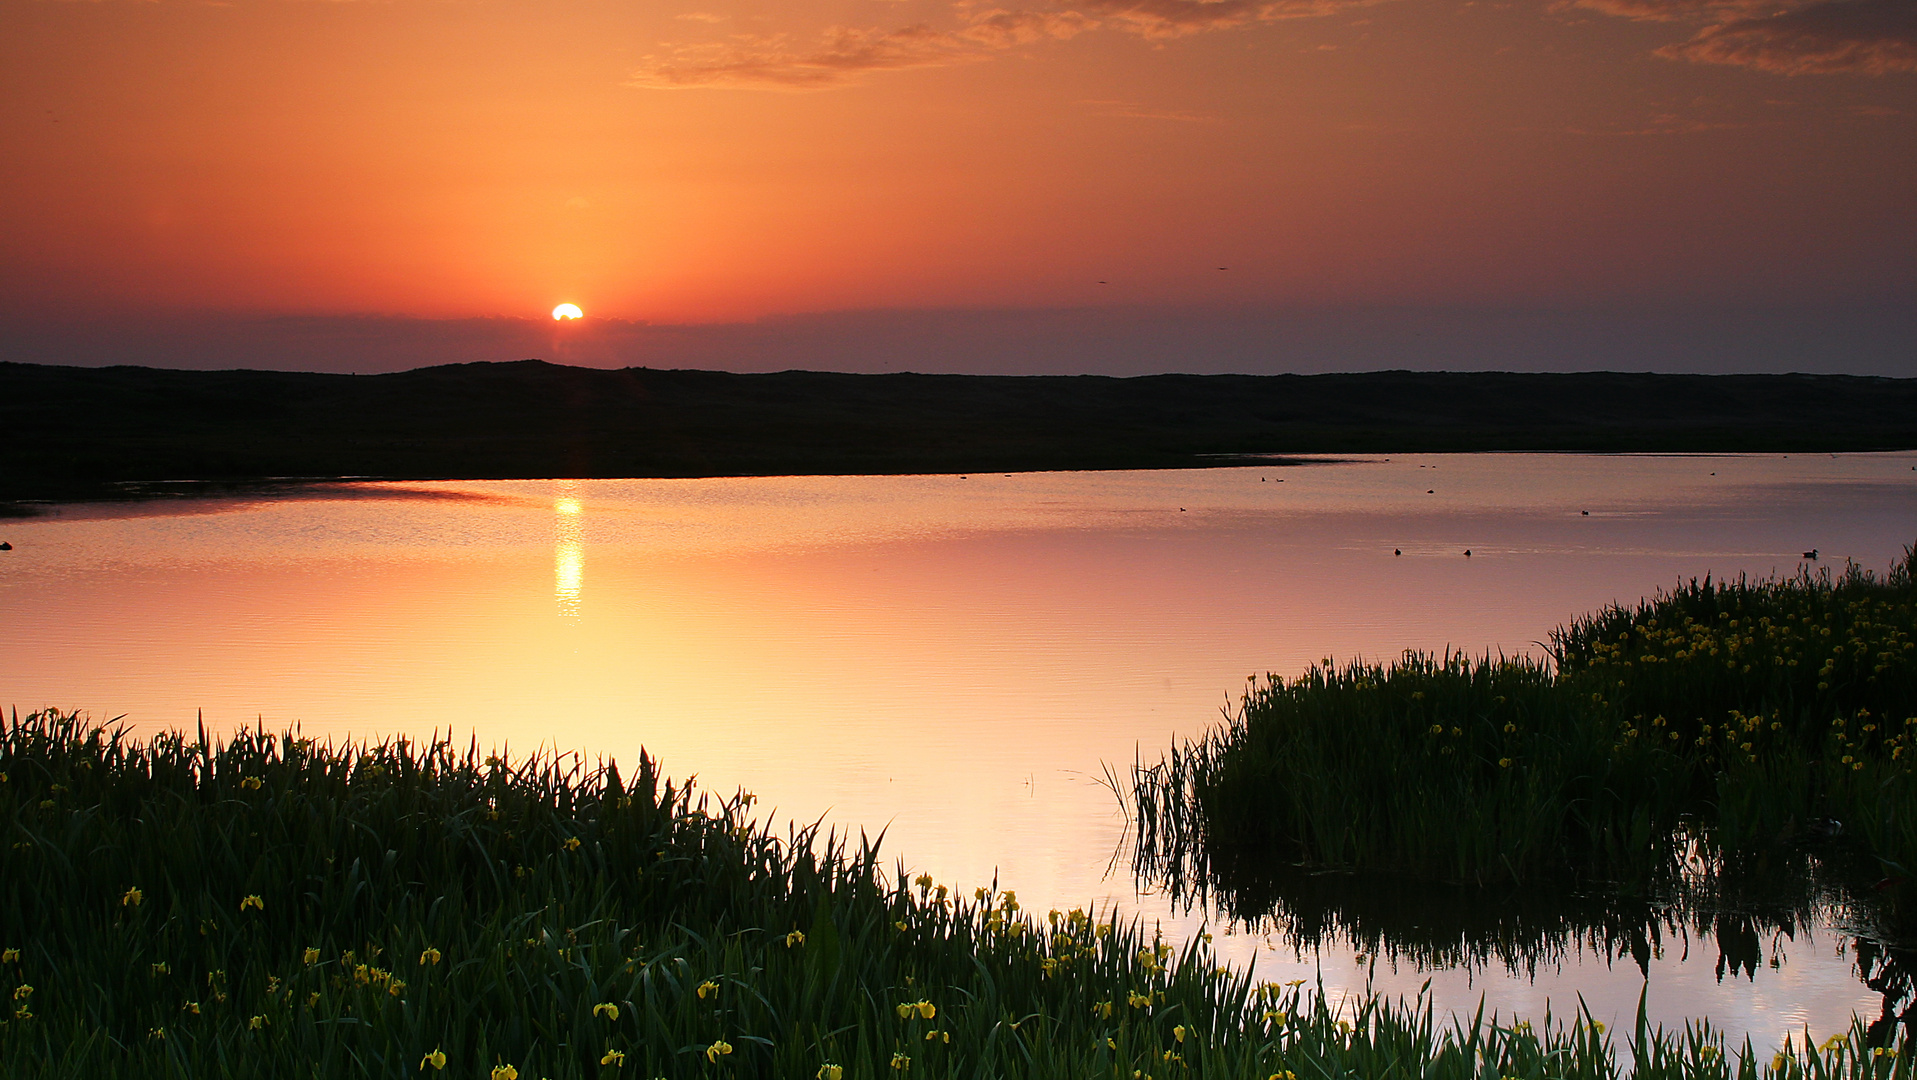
[[2, 0, 1913, 333]]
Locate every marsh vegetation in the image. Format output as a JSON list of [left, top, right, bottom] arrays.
[[4, 708, 1910, 1077]]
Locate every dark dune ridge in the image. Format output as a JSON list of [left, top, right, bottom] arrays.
[[4, 359, 1916, 502]]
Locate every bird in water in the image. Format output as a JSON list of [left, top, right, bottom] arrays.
[[1803, 549, 1819, 560], [1464, 549, 1472, 557], [1394, 549, 1401, 556]]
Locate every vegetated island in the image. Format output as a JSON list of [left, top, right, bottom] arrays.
[[1134, 545, 1917, 937], [5, 359, 1917, 506]]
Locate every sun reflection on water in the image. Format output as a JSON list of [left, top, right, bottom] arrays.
[[554, 482, 583, 616]]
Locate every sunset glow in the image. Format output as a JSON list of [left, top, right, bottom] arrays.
[[0, 0, 1911, 372]]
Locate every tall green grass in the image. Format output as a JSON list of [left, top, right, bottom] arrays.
[[5, 709, 1905, 1077], [1134, 545, 1917, 901]]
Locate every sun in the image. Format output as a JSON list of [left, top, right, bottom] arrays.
[[552, 303, 583, 321]]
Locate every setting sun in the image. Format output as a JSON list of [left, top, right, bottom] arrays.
[[552, 303, 583, 321]]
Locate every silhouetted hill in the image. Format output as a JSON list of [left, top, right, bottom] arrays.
[[4, 360, 1915, 501]]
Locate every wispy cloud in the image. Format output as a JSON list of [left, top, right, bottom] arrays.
[[1566, 0, 1777, 22], [1573, 0, 1917, 75], [1656, 0, 1917, 74], [1077, 0, 1372, 39], [628, 9, 1093, 89], [631, 0, 1370, 90]]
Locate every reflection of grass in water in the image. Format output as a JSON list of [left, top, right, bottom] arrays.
[[1134, 543, 1917, 908], [6, 713, 1905, 1077], [1177, 856, 1849, 984]]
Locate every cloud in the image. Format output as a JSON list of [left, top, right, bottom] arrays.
[[1655, 0, 1917, 74], [1566, 0, 1776, 22], [631, 0, 1371, 89], [628, 9, 1092, 89], [1076, 0, 1368, 38]]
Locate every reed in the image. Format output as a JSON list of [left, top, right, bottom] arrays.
[[1134, 545, 1917, 900], [4, 710, 1901, 1077]]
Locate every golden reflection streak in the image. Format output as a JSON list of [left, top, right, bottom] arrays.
[[554, 482, 583, 617]]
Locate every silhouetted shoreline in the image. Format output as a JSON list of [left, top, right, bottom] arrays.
[[5, 359, 1916, 506]]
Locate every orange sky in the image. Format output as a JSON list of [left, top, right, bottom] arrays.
[[1, 0, 1913, 343]]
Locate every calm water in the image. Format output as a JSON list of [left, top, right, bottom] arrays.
[[5, 452, 1917, 1049]]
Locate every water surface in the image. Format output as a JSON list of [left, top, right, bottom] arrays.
[[4, 452, 1916, 1049]]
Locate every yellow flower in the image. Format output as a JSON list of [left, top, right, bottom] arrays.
[[890, 1052, 911, 1071], [697, 980, 720, 1000], [491, 1066, 519, 1080], [302, 947, 320, 965], [594, 1002, 620, 1021], [148, 1027, 165, 1041], [785, 930, 806, 948], [248, 1015, 267, 1030], [1269, 1072, 1296, 1079], [1173, 1025, 1187, 1043], [914, 873, 934, 890], [122, 887, 143, 907], [817, 1066, 844, 1080], [420, 1049, 446, 1070], [563, 837, 582, 852], [1128, 991, 1153, 1009], [1093, 1000, 1113, 1019], [419, 948, 442, 966], [240, 895, 264, 912], [1772, 1052, 1789, 1071], [896, 1002, 913, 1019], [924, 1031, 949, 1043], [600, 1049, 625, 1066], [13, 985, 32, 1000], [916, 1000, 936, 1019], [241, 776, 263, 791], [705, 1040, 733, 1062], [894, 920, 908, 932], [1, 949, 17, 964], [183, 1000, 200, 1014], [1498, 758, 1514, 769], [307, 992, 321, 1007], [388, 979, 406, 996]]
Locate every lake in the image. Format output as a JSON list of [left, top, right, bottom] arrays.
[[4, 451, 1916, 1051]]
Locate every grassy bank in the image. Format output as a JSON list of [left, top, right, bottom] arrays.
[[2, 711, 1905, 1078], [1133, 546, 1917, 908]]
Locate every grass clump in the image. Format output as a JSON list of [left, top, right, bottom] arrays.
[[1135, 545, 1917, 898], [4, 709, 1902, 1077]]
